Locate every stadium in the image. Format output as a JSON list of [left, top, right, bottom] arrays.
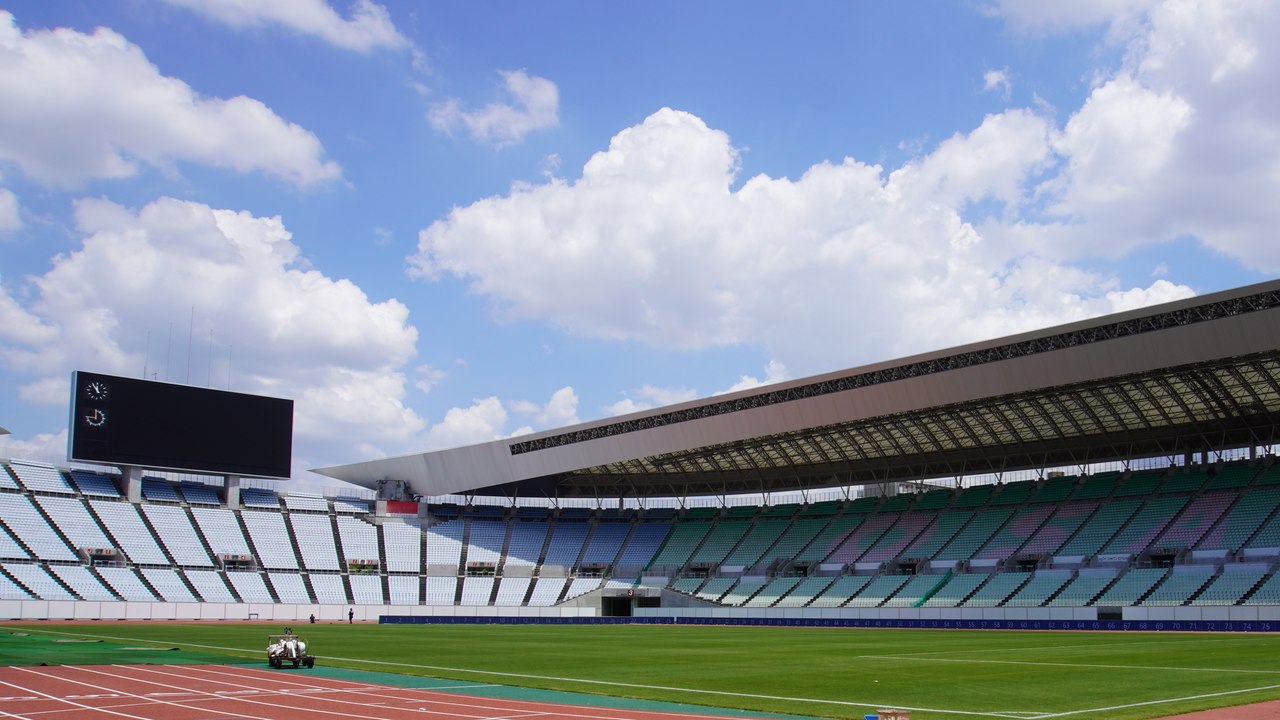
[[2, 278, 1280, 720]]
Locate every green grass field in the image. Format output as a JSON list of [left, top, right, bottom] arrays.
[[5, 622, 1280, 719]]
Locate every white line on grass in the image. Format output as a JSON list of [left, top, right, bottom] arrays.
[[858, 654, 1280, 675], [862, 634, 1277, 660], [0, 626, 1033, 719], [1032, 683, 1280, 718]]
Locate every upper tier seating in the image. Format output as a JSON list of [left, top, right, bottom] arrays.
[[283, 493, 328, 512], [542, 522, 591, 569], [936, 507, 1015, 561], [466, 520, 507, 565], [650, 521, 711, 568], [973, 505, 1055, 560], [1058, 500, 1141, 557], [69, 470, 120, 497], [242, 511, 299, 569], [190, 507, 252, 557], [424, 520, 464, 570], [1152, 492, 1235, 550], [35, 496, 113, 551], [141, 477, 181, 503], [8, 461, 74, 494], [240, 488, 279, 509], [618, 522, 671, 570], [861, 513, 933, 563], [178, 483, 220, 505], [288, 514, 341, 571], [336, 515, 379, 565], [724, 520, 791, 567], [382, 520, 423, 573], [580, 522, 630, 567], [1201, 488, 1280, 550], [903, 511, 972, 560], [691, 521, 752, 566]]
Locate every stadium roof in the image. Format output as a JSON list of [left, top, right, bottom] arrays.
[[315, 279, 1280, 500]]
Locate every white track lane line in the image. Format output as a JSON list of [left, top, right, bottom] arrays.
[[70, 665, 529, 720], [112, 666, 768, 720], [0, 628, 1141, 719], [184, 663, 794, 720], [1, 668, 257, 720]]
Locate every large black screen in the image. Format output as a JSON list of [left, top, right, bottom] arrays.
[[68, 371, 293, 478]]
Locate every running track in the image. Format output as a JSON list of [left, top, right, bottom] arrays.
[[0, 665, 772, 720]]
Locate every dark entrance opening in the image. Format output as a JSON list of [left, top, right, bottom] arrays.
[[602, 597, 633, 617]]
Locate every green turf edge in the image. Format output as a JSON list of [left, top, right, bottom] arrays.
[[291, 663, 820, 719]]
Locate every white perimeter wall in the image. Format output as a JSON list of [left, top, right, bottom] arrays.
[[0, 601, 597, 622], [635, 606, 1280, 623], [4, 601, 1280, 624]]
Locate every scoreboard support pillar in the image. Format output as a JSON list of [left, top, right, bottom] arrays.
[[121, 465, 142, 503], [225, 475, 241, 509]]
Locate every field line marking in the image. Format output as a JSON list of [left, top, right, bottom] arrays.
[[1031, 683, 1280, 718], [862, 635, 1275, 659], [0, 627, 1029, 719], [859, 654, 1280, 675]]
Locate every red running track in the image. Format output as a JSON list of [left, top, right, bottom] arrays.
[[0, 664, 771, 720]]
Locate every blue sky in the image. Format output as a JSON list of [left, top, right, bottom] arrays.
[[0, 1, 1275, 488]]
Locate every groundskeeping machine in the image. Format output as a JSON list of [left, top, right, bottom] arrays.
[[266, 630, 315, 669]]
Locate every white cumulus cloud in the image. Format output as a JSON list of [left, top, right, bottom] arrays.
[[161, 0, 407, 52], [0, 187, 18, 231], [0, 197, 422, 472], [0, 11, 341, 187], [428, 69, 560, 147], [413, 107, 1185, 375]]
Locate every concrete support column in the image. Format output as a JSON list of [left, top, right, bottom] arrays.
[[121, 465, 142, 503], [225, 475, 241, 509]]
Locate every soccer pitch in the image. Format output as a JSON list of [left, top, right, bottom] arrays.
[[8, 623, 1280, 720]]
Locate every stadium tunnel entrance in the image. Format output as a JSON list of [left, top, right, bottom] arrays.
[[602, 596, 632, 617]]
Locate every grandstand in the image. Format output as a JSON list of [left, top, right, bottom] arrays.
[[1, 279, 1279, 627]]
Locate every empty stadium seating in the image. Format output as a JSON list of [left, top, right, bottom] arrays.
[[4, 456, 1280, 619]]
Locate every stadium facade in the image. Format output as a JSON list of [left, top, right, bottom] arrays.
[[0, 279, 1279, 626]]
